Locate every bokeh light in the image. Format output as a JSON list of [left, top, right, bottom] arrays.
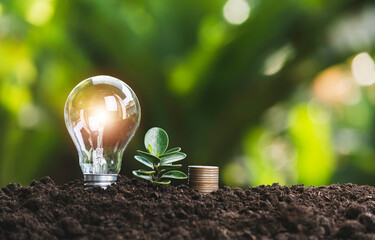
[[262, 44, 295, 76], [223, 0, 250, 25], [312, 66, 360, 105], [351, 52, 375, 86], [26, 0, 55, 26]]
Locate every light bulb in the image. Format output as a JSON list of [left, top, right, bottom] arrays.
[[64, 75, 141, 188]]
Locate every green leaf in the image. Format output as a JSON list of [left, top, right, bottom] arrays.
[[144, 127, 169, 156], [134, 155, 153, 169], [137, 150, 160, 164], [132, 170, 153, 181], [160, 170, 187, 179], [147, 144, 153, 154], [162, 147, 181, 156], [161, 152, 187, 164], [134, 169, 155, 175], [159, 164, 182, 170], [153, 180, 171, 185]]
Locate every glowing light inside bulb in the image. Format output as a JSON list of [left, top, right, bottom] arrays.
[[88, 110, 107, 131]]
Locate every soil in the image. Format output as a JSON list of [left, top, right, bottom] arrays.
[[1, 176, 375, 239]]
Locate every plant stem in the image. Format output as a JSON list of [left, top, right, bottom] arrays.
[[154, 164, 159, 181]]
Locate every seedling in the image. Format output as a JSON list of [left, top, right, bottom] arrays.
[[132, 127, 187, 184]]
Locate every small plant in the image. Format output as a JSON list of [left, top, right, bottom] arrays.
[[132, 127, 187, 184]]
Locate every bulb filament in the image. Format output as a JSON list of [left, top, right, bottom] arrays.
[[89, 111, 108, 173]]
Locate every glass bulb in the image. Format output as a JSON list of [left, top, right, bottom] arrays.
[[64, 75, 141, 188]]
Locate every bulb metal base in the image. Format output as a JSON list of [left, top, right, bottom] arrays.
[[84, 174, 117, 188]]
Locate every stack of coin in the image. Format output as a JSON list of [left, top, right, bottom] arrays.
[[188, 166, 219, 194]]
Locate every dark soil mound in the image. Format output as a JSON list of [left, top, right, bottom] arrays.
[[1, 176, 375, 239]]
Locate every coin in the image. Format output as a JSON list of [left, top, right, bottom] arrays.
[[188, 165, 219, 194]]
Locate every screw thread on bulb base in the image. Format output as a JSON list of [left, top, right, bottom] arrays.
[[84, 174, 117, 189]]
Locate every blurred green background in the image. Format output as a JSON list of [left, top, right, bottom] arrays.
[[2, 0, 375, 187]]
